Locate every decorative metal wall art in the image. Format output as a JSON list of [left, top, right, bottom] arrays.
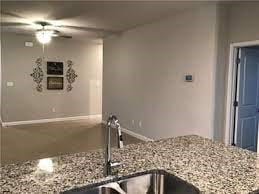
[[30, 58, 44, 92], [65, 60, 78, 92]]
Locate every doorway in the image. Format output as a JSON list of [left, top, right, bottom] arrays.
[[225, 41, 259, 152]]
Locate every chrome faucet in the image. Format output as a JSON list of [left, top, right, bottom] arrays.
[[104, 115, 124, 176]]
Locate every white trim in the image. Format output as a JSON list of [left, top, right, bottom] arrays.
[[257, 123, 259, 154], [2, 114, 102, 127], [231, 40, 259, 48], [102, 120, 153, 142], [225, 40, 259, 145], [233, 50, 241, 145]]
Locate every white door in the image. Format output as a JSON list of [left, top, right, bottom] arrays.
[[236, 48, 259, 152]]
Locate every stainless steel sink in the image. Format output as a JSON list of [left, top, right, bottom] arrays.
[[63, 170, 200, 194]]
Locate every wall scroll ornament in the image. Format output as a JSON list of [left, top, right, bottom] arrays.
[[30, 58, 44, 92], [66, 60, 78, 92]]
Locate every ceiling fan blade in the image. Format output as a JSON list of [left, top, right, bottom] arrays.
[[59, 25, 119, 34], [51, 30, 72, 39], [1, 11, 26, 19], [57, 35, 72, 39], [9, 32, 35, 38], [1, 22, 30, 27]]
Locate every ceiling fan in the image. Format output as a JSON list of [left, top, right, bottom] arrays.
[[35, 21, 72, 44], [1, 11, 119, 44]]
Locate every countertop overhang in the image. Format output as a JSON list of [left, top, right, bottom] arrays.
[[1, 135, 258, 193]]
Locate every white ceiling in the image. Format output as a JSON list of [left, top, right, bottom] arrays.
[[1, 1, 208, 40]]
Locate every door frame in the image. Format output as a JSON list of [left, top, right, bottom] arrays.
[[225, 40, 259, 147]]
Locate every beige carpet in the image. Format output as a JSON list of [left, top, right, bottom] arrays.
[[1, 118, 141, 165]]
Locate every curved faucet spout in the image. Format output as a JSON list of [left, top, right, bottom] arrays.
[[102, 182, 126, 194]]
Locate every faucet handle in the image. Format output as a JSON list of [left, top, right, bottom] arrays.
[[110, 161, 122, 167]]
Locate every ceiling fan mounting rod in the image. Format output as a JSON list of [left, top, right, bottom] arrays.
[[35, 21, 51, 28]]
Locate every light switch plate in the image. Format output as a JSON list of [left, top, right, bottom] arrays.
[[7, 81, 14, 87]]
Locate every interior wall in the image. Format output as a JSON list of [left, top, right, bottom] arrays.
[[1, 33, 103, 122], [0, 33, 2, 124], [228, 2, 259, 43], [0, 0, 2, 124], [221, 2, 259, 142], [213, 4, 229, 141], [103, 4, 218, 140]]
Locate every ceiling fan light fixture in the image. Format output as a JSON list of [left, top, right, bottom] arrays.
[[36, 30, 53, 44]]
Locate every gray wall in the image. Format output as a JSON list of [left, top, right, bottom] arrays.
[[103, 4, 218, 140], [103, 2, 259, 141], [0, 38, 1, 164], [228, 2, 259, 43], [213, 4, 229, 141], [1, 33, 103, 122], [214, 2, 259, 141]]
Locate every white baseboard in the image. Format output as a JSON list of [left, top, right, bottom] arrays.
[[2, 114, 102, 127], [102, 120, 153, 142]]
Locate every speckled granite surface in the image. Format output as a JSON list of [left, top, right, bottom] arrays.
[[1, 135, 259, 193]]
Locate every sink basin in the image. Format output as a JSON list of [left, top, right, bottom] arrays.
[[63, 170, 200, 194]]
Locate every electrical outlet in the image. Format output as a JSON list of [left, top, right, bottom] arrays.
[[52, 108, 56, 112], [139, 121, 142, 128]]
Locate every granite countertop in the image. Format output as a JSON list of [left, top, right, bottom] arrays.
[[1, 135, 259, 193]]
